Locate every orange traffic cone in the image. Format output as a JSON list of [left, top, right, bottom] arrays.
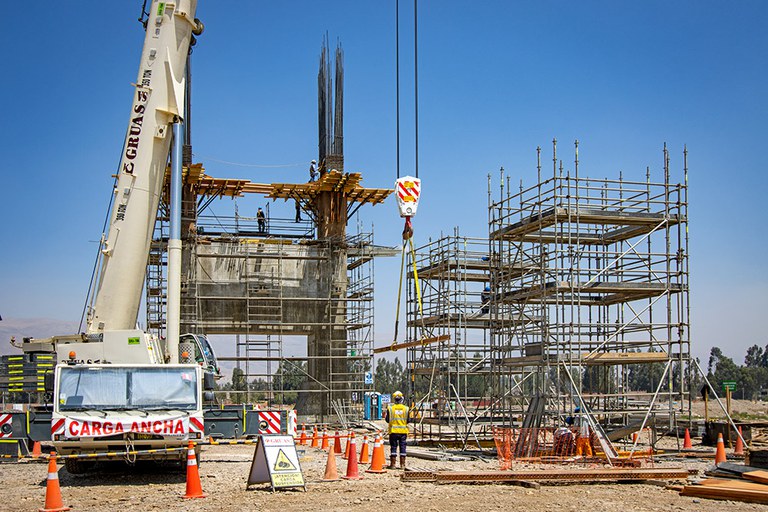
[[299, 425, 308, 446], [359, 434, 370, 464], [735, 426, 745, 456], [321, 440, 340, 481], [40, 452, 70, 512], [342, 432, 363, 480], [683, 428, 693, 449], [343, 431, 352, 460], [333, 431, 343, 454], [714, 433, 727, 465], [366, 433, 387, 473], [310, 427, 319, 448], [182, 441, 207, 499], [32, 441, 43, 459], [632, 432, 638, 444], [321, 429, 330, 451]]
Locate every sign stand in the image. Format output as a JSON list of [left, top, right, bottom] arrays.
[[247, 435, 306, 492]]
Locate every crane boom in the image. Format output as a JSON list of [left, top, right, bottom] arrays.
[[88, 0, 200, 334]]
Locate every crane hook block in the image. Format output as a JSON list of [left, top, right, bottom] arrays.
[[395, 176, 421, 218]]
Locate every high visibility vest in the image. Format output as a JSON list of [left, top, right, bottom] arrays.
[[387, 403, 409, 434]]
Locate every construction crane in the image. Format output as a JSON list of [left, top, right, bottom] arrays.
[[8, 0, 219, 473]]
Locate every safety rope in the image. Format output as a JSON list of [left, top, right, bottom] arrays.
[[392, 216, 425, 348]]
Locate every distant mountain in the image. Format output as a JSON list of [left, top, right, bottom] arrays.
[[0, 317, 79, 356]]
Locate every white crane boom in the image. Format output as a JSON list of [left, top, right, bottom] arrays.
[[88, 0, 200, 334]]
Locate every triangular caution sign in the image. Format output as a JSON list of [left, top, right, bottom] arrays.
[[247, 435, 306, 491], [273, 449, 297, 472]]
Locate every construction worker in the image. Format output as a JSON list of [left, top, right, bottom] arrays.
[[574, 406, 593, 457], [295, 200, 302, 222], [480, 285, 491, 314], [256, 207, 266, 233], [309, 159, 318, 182], [385, 390, 409, 469]]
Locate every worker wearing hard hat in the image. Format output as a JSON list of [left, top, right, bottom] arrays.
[[309, 159, 318, 182], [385, 390, 409, 469], [480, 285, 491, 314]]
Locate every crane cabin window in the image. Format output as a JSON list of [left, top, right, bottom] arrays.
[[57, 366, 198, 411]]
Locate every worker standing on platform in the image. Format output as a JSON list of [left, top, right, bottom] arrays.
[[385, 390, 409, 469], [309, 159, 318, 182], [257, 207, 266, 233], [295, 200, 302, 222], [574, 406, 593, 457], [481, 285, 491, 314]]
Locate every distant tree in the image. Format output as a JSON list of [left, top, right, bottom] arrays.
[[627, 348, 666, 392], [708, 347, 724, 376], [273, 360, 307, 404], [745, 345, 764, 368], [707, 347, 739, 383], [374, 357, 407, 396]]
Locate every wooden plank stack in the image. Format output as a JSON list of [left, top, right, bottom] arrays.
[[681, 463, 768, 504]]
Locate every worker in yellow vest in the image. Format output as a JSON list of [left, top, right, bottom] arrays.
[[385, 390, 409, 469]]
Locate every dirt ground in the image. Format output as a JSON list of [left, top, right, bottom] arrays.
[[1, 439, 763, 512]]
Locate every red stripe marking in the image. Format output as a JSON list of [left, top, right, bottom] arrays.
[[189, 417, 204, 433], [51, 418, 65, 434]]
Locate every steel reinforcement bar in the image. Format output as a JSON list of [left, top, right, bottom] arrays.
[[402, 468, 691, 483]]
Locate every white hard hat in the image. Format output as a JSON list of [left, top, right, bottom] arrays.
[[311, 159, 317, 164]]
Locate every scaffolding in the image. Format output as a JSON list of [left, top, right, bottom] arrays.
[[406, 232, 492, 425], [145, 210, 377, 421], [487, 141, 691, 433]]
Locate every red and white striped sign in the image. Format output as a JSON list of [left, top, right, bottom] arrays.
[[189, 416, 204, 435], [258, 411, 281, 434], [395, 176, 422, 217], [397, 178, 420, 203], [0, 414, 13, 438], [51, 418, 65, 437]]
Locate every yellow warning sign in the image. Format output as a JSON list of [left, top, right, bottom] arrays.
[[247, 435, 306, 491], [273, 449, 297, 472]]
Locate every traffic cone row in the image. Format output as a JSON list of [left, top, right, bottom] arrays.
[[714, 433, 727, 465], [40, 452, 70, 512], [315, 429, 388, 481]]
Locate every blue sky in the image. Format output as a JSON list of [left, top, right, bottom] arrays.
[[0, 1, 766, 366]]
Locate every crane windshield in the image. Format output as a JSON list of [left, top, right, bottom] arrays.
[[57, 366, 198, 411]]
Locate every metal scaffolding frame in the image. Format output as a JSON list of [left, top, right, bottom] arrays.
[[406, 232, 492, 425], [487, 140, 691, 431]]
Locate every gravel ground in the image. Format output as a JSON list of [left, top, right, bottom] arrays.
[[1, 440, 764, 512]]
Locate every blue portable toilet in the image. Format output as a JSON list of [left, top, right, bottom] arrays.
[[364, 392, 382, 420]]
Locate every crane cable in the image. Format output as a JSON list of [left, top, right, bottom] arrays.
[[391, 0, 426, 346]]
